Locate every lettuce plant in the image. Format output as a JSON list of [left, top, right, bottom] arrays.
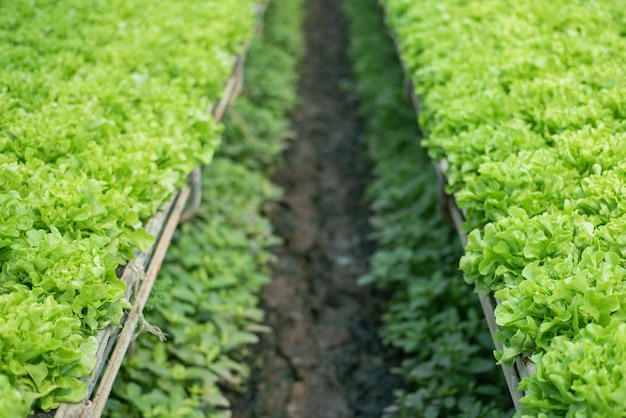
[[0, 0, 258, 414], [519, 319, 626, 417], [380, 0, 626, 414]]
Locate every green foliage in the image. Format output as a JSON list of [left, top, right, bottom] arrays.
[[0, 286, 97, 412], [343, 0, 511, 416], [219, 0, 304, 172], [105, 160, 280, 418], [0, 0, 257, 413], [381, 0, 626, 414], [519, 319, 626, 417], [0, 375, 30, 418], [104, 0, 304, 416]]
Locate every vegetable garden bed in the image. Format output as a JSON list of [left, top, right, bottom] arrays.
[[369, 2, 532, 408], [379, 0, 626, 415], [0, 1, 267, 416], [104, 0, 304, 414], [7, 0, 626, 416], [51, 49, 261, 418], [345, 1, 512, 416]]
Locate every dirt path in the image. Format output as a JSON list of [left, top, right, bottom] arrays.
[[231, 0, 399, 417]]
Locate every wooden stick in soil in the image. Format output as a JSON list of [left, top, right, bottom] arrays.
[[180, 166, 203, 223], [86, 187, 191, 418]]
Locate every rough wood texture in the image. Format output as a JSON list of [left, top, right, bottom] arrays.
[[180, 166, 203, 223]]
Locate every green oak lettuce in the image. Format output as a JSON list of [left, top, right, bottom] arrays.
[[518, 320, 626, 417], [0, 0, 258, 414], [0, 285, 97, 411], [381, 0, 626, 413]]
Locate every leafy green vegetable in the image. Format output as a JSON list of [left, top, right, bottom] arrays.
[[381, 0, 626, 413], [0, 285, 97, 411], [495, 247, 626, 364], [0, 375, 30, 418], [518, 319, 626, 417], [0, 0, 258, 413]]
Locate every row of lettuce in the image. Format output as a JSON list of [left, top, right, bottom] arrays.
[[0, 0, 259, 415], [103, 0, 304, 416], [343, 1, 512, 416], [381, 0, 626, 415]]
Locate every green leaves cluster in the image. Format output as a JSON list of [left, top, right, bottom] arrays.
[[104, 0, 304, 416], [344, 0, 511, 416], [381, 0, 626, 414], [518, 319, 626, 417], [105, 160, 280, 418], [0, 0, 257, 414], [0, 287, 97, 413]]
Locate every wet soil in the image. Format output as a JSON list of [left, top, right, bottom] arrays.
[[231, 0, 399, 417]]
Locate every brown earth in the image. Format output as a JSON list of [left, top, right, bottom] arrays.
[[230, 0, 399, 416]]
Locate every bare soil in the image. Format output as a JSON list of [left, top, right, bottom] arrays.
[[231, 0, 399, 416]]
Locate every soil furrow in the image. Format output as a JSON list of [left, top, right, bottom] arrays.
[[233, 0, 399, 417]]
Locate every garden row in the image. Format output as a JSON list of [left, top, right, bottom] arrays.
[[343, 1, 512, 416], [380, 0, 626, 415], [103, 0, 304, 416], [0, 0, 260, 415]]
